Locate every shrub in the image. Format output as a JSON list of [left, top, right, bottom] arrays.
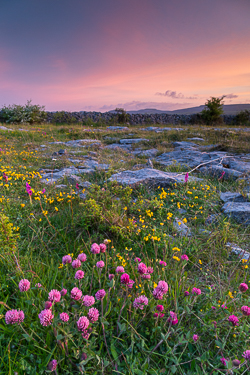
[[201, 96, 225, 125], [114, 108, 129, 124], [0, 100, 46, 124], [234, 110, 250, 125]]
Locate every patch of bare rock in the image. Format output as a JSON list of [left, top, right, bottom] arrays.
[[109, 168, 202, 188]]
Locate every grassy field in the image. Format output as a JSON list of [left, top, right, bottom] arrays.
[[0, 122, 250, 374]]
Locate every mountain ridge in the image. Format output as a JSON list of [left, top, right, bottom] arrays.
[[109, 104, 250, 115]]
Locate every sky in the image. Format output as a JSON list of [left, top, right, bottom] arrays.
[[0, 0, 250, 112]]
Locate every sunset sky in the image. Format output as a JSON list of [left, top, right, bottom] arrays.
[[1, 0, 250, 112]]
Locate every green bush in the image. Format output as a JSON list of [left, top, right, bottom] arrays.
[[234, 110, 250, 125], [201, 96, 225, 125], [0, 100, 46, 124], [115, 108, 129, 124]]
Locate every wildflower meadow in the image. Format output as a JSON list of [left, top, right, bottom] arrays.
[[0, 122, 250, 374]]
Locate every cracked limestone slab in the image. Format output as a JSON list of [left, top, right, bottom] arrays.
[[119, 138, 149, 144], [109, 168, 202, 188], [222, 202, 250, 224]]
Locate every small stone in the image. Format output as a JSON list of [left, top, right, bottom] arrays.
[[172, 141, 198, 148], [119, 138, 149, 144], [107, 126, 129, 131], [220, 192, 247, 203], [187, 137, 205, 142], [55, 184, 67, 189], [226, 242, 250, 261], [173, 218, 192, 237], [222, 202, 250, 225], [58, 149, 67, 155], [146, 159, 153, 168]]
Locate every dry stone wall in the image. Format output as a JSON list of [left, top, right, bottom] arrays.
[[46, 111, 238, 125]]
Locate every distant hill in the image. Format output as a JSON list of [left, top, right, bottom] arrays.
[[109, 104, 250, 116]]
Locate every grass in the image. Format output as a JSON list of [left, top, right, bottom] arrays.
[[0, 121, 250, 374]]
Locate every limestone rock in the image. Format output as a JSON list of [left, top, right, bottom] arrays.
[[187, 137, 205, 142], [173, 218, 192, 237], [199, 166, 242, 180], [226, 242, 250, 261], [132, 148, 158, 157], [222, 202, 250, 224], [172, 141, 198, 148], [109, 168, 202, 188], [107, 126, 129, 131], [120, 138, 149, 144], [220, 192, 248, 203]]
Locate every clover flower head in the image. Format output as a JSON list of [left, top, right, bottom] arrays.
[[71, 287, 82, 301], [157, 280, 169, 293], [5, 310, 24, 324], [60, 312, 69, 322], [38, 309, 54, 326], [91, 243, 100, 254], [153, 313, 159, 317], [121, 273, 130, 284], [228, 315, 239, 326], [99, 243, 107, 253], [109, 274, 115, 280], [128, 279, 135, 289], [35, 283, 42, 288], [72, 259, 81, 269], [60, 288, 67, 296], [62, 255, 72, 265], [232, 359, 241, 367], [44, 301, 52, 309], [167, 311, 178, 325], [82, 295, 95, 307], [48, 360, 57, 371], [239, 283, 248, 292], [77, 253, 87, 262], [243, 350, 250, 360], [48, 289, 61, 303], [133, 295, 148, 310], [147, 267, 154, 274], [96, 261, 105, 269], [142, 274, 151, 280], [138, 262, 148, 275], [75, 270, 85, 280], [192, 287, 201, 296], [134, 257, 141, 262], [82, 330, 90, 340], [241, 305, 250, 316], [77, 316, 89, 331], [95, 289, 106, 300], [153, 288, 164, 300], [184, 291, 190, 297], [19, 279, 30, 292], [193, 334, 199, 342], [220, 357, 227, 366], [181, 254, 189, 261], [116, 266, 124, 273], [156, 305, 164, 312], [87, 307, 99, 322], [159, 260, 167, 266]]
